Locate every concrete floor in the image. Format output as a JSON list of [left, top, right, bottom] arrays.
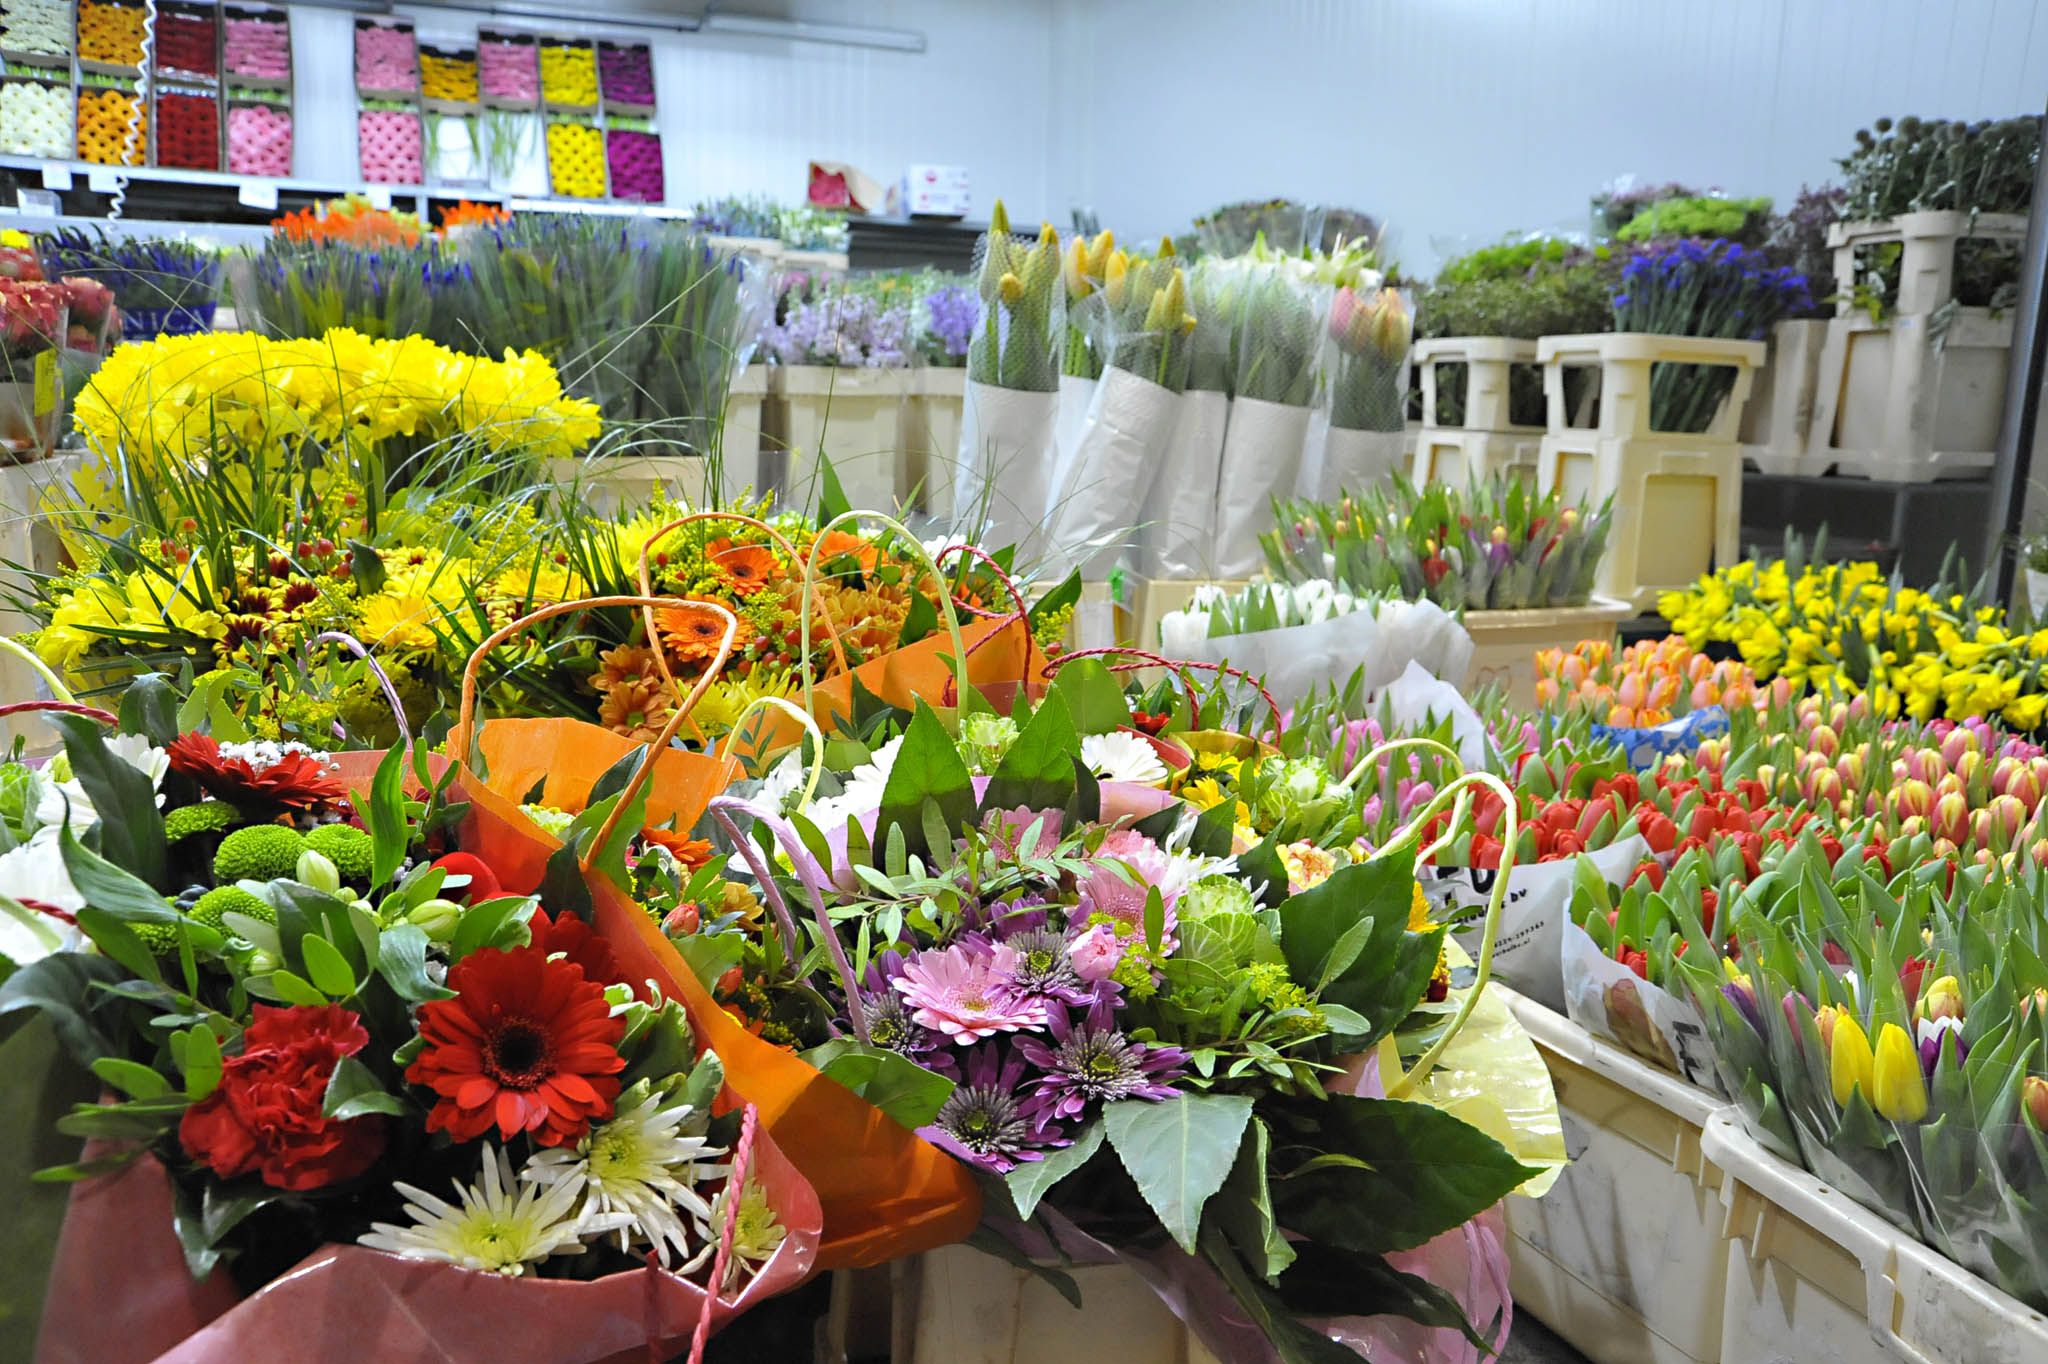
[[1502, 1312, 1591, 1363]]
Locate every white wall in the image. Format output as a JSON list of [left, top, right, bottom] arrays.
[[287, 0, 1055, 218], [1045, 0, 2048, 270]]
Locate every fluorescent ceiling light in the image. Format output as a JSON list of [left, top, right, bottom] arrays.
[[407, 1, 700, 32], [700, 8, 924, 52], [288, 0, 392, 12]]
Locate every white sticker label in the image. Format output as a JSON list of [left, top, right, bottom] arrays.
[[364, 184, 393, 209], [86, 168, 120, 193], [40, 166, 73, 191], [237, 180, 279, 210]]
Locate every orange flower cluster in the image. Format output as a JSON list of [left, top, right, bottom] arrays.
[[272, 197, 424, 248], [439, 200, 512, 234], [1536, 636, 1784, 727]]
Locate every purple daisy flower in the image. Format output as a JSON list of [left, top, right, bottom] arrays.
[[1016, 1002, 1186, 1132], [926, 1045, 1064, 1173], [999, 926, 1099, 1006]]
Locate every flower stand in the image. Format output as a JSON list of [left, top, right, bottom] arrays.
[[1738, 318, 1830, 475], [1809, 212, 2028, 482], [1501, 989, 1731, 1364], [1462, 597, 1635, 704], [716, 364, 771, 502], [1702, 1111, 2048, 1364], [902, 365, 965, 517], [1536, 333, 1764, 614], [1410, 336, 1544, 484], [773, 365, 913, 514]]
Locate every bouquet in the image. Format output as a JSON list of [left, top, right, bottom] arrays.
[[1214, 258, 1329, 577], [0, 690, 819, 1361], [1265, 474, 1616, 612], [1138, 258, 1239, 579], [666, 657, 1556, 1359], [0, 271, 68, 459], [37, 227, 223, 339]]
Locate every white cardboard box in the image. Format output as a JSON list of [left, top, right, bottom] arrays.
[[903, 164, 969, 217]]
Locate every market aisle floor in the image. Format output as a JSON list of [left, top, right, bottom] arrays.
[[1504, 1313, 1591, 1363]]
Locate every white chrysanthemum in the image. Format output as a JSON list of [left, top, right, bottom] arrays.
[[1080, 730, 1168, 787], [359, 1147, 623, 1276], [706, 1176, 787, 1290], [0, 839, 84, 965], [523, 1090, 727, 1270], [802, 733, 905, 830], [32, 734, 169, 832], [757, 753, 807, 813], [215, 738, 337, 773]]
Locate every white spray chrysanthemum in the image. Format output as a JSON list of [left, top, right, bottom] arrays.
[[358, 1146, 620, 1276], [524, 1087, 728, 1270]]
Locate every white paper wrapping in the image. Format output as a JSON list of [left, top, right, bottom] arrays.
[[1314, 426, 1407, 502], [1158, 597, 1473, 710], [1561, 918, 1723, 1091], [1049, 372, 1097, 506], [1042, 366, 1179, 581], [1139, 388, 1230, 579], [1213, 396, 1312, 578], [956, 380, 1059, 565]]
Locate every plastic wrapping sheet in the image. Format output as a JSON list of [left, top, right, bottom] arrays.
[[1159, 598, 1473, 712], [1043, 366, 1179, 581], [955, 381, 1058, 566], [1212, 395, 1312, 578], [1137, 387, 1229, 579], [1560, 918, 1721, 1091]]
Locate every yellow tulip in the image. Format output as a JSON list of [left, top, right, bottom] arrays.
[[1103, 250, 1130, 309], [1063, 238, 1093, 300], [998, 271, 1024, 307], [1870, 1022, 1928, 1123], [1830, 1013, 1873, 1108]]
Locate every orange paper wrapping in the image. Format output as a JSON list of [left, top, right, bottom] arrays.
[[36, 1132, 819, 1364], [353, 749, 981, 1270]]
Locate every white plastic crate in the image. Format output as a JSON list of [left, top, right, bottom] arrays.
[[888, 1244, 1224, 1364], [544, 453, 711, 516], [1810, 310, 2013, 483], [1741, 319, 1831, 476], [1537, 333, 1761, 614], [776, 365, 914, 514], [902, 366, 965, 517], [1500, 988, 1731, 1364], [1411, 337, 1544, 485], [717, 365, 772, 501], [1829, 212, 2028, 319], [1702, 1110, 2048, 1364], [1463, 597, 1634, 705]]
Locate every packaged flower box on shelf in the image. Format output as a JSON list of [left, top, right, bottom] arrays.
[[764, 275, 922, 511], [1497, 987, 1733, 1364], [418, 44, 479, 114], [73, 73, 145, 165], [604, 118, 663, 204], [358, 101, 423, 185], [220, 3, 290, 89], [424, 111, 485, 189], [225, 89, 290, 177], [538, 35, 597, 112], [0, 0, 72, 67], [543, 114, 604, 198], [597, 39, 654, 114], [1411, 336, 1545, 484], [477, 28, 538, 109], [72, 0, 142, 73], [150, 0, 216, 82], [353, 16, 418, 99], [152, 82, 220, 171], [0, 71, 74, 156]]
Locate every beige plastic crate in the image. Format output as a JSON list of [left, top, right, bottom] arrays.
[[1463, 597, 1634, 705], [1537, 333, 1762, 614], [1412, 337, 1544, 485], [544, 453, 711, 515], [716, 364, 772, 502], [775, 365, 915, 514], [1811, 309, 2013, 483], [1740, 318, 1831, 476], [1502, 988, 1731, 1364], [1829, 212, 2028, 319], [902, 366, 965, 517]]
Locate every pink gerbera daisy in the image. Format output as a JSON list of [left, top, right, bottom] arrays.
[[892, 943, 1048, 1044], [1077, 830, 1180, 950]]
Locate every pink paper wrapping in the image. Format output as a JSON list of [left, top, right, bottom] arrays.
[[36, 1124, 820, 1364]]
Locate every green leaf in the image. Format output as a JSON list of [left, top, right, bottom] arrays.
[[376, 922, 452, 1003], [1198, 1224, 1365, 1364], [1048, 658, 1132, 736], [815, 454, 852, 526], [323, 1053, 407, 1121], [672, 930, 746, 993], [73, 906, 163, 986], [1027, 570, 1082, 633], [1275, 1241, 1495, 1350], [1007, 1119, 1104, 1220], [1217, 1119, 1295, 1280], [300, 933, 356, 998], [1143, 885, 1165, 955], [267, 969, 328, 1007], [802, 1038, 956, 1131], [875, 702, 977, 864], [1236, 835, 1291, 908], [897, 581, 939, 647], [980, 687, 1078, 815], [48, 714, 166, 888], [450, 895, 537, 961], [966, 1225, 1082, 1307], [57, 823, 177, 924], [90, 1056, 171, 1101], [349, 540, 387, 594], [181, 1025, 222, 1101], [1278, 847, 1430, 1043], [117, 675, 179, 747], [1102, 1092, 1255, 1253], [366, 745, 407, 889], [0, 952, 132, 1063], [1271, 1095, 1540, 1254]]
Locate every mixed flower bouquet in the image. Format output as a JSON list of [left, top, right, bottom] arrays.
[[1265, 475, 1616, 613], [660, 653, 1555, 1359], [0, 689, 818, 1360]]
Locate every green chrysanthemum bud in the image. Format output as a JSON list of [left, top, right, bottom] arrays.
[[296, 849, 341, 895], [213, 825, 308, 884], [164, 801, 238, 844]]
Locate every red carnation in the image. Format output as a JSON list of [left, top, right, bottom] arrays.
[[431, 851, 503, 904], [166, 733, 346, 813], [177, 1004, 386, 1191], [407, 944, 625, 1147]]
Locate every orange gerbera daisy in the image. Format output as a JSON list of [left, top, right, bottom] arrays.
[[598, 676, 676, 743], [643, 827, 713, 870], [656, 600, 746, 666], [704, 538, 780, 596], [593, 643, 662, 694], [813, 529, 879, 577]]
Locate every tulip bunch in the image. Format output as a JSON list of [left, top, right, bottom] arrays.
[[1061, 228, 1117, 379], [1326, 284, 1411, 432], [1103, 246, 1198, 393], [966, 199, 1064, 393], [1537, 636, 1778, 726]]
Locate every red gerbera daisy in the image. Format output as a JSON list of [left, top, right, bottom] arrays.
[[166, 732, 347, 813], [528, 906, 625, 988], [407, 944, 625, 1147]]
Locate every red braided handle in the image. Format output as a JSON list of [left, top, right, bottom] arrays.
[[931, 542, 1036, 707], [0, 700, 118, 726], [1042, 646, 1286, 740], [685, 1102, 760, 1364]]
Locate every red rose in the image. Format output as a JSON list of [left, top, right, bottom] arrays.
[[178, 1004, 386, 1192], [431, 851, 503, 904]]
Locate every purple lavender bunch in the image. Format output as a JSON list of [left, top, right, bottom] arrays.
[[920, 282, 979, 367], [767, 292, 912, 367]]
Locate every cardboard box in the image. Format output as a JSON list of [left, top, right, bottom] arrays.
[[903, 163, 968, 217]]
